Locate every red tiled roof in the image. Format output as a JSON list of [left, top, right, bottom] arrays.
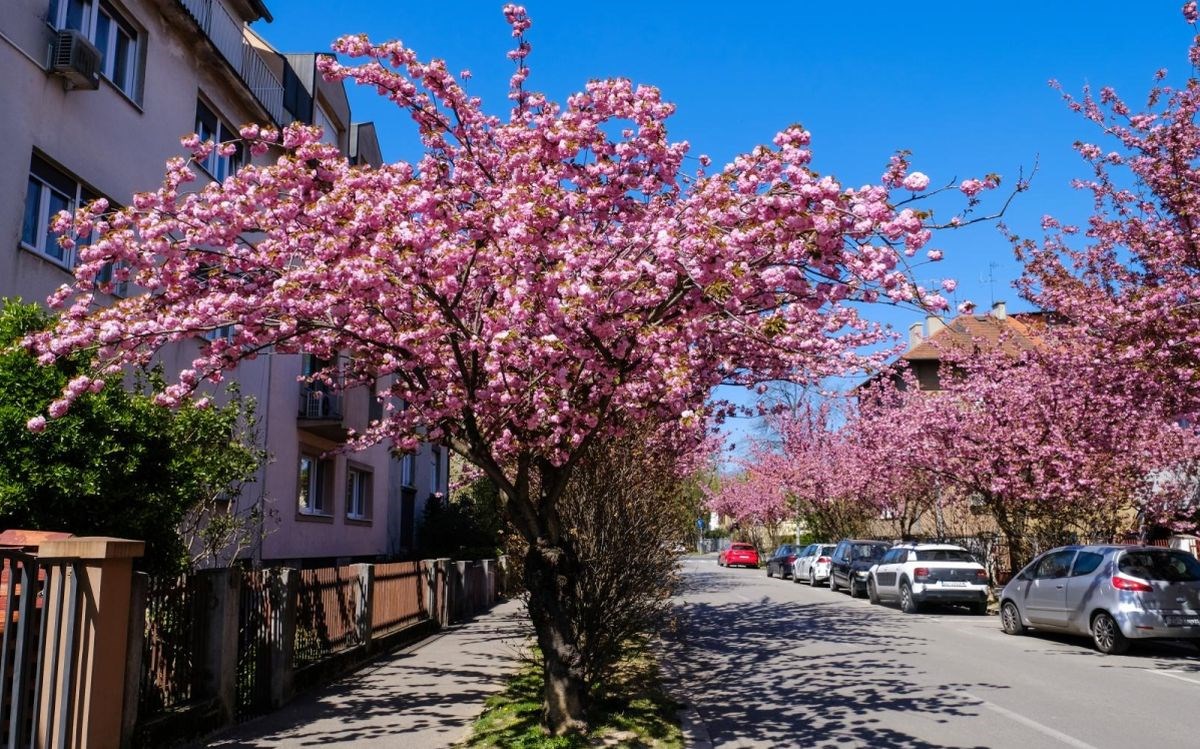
[[903, 312, 1047, 362]]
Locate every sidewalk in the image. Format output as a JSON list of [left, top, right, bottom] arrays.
[[203, 598, 529, 749]]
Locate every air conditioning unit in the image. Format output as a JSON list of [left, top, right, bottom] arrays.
[[50, 29, 101, 90]]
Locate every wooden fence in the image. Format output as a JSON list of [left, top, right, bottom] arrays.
[[130, 556, 503, 747]]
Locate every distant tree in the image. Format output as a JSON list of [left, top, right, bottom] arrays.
[[0, 300, 263, 574]]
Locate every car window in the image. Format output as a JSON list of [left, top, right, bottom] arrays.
[[801, 544, 816, 557], [833, 542, 847, 561], [1118, 550, 1200, 582], [855, 544, 889, 561], [732, 543, 754, 551], [914, 550, 977, 563], [820, 545, 836, 556], [1069, 551, 1105, 577], [1033, 550, 1076, 579]]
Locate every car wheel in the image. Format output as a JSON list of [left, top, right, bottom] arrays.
[[867, 578, 880, 605], [792, 568, 802, 584], [766, 564, 773, 578], [1091, 611, 1130, 655], [809, 570, 817, 587], [829, 574, 839, 593], [1000, 600, 1025, 634], [849, 579, 863, 598], [899, 582, 920, 614]]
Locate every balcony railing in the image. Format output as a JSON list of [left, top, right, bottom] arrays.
[[299, 386, 343, 421], [177, 0, 285, 125]]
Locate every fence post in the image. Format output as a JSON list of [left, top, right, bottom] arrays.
[[120, 571, 148, 749], [356, 563, 374, 652], [270, 568, 298, 709], [197, 568, 240, 725], [453, 560, 469, 622], [34, 537, 145, 749], [481, 559, 494, 606], [430, 558, 452, 627], [496, 555, 507, 599]]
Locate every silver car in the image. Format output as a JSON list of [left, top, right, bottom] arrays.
[[999, 545, 1200, 654], [791, 543, 836, 586]]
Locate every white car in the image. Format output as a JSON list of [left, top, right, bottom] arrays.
[[791, 543, 836, 586], [867, 543, 990, 614]]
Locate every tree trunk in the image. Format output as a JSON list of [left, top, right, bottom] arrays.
[[524, 540, 588, 735]]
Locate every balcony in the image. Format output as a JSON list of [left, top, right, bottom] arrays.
[[178, 0, 285, 125], [298, 385, 347, 441]]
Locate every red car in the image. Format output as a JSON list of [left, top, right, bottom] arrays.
[[719, 543, 760, 568]]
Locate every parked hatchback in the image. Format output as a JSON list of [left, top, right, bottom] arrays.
[[766, 544, 800, 579], [829, 539, 891, 597], [718, 543, 760, 569], [793, 543, 836, 586], [1000, 545, 1200, 654], [868, 543, 989, 614]]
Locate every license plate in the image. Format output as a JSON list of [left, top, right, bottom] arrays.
[[1165, 615, 1200, 627], [942, 581, 968, 587]]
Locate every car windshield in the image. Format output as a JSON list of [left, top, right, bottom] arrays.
[[854, 544, 889, 561], [1118, 550, 1200, 582], [914, 550, 977, 563]]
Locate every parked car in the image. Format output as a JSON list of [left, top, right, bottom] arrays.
[[867, 543, 989, 614], [999, 545, 1200, 654], [792, 543, 836, 586], [718, 543, 760, 569], [766, 544, 801, 579], [829, 539, 891, 597]]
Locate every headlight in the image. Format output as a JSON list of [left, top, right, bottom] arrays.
[[855, 570, 869, 578]]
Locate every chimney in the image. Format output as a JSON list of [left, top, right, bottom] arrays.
[[908, 322, 923, 350], [925, 314, 946, 337], [991, 300, 1007, 320]]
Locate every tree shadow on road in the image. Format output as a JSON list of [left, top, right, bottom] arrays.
[[660, 570, 1002, 748]]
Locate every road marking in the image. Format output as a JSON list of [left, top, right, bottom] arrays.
[[1145, 669, 1200, 686], [972, 696, 1099, 749]]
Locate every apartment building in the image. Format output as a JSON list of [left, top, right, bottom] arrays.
[[0, 0, 447, 565]]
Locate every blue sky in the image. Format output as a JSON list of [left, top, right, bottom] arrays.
[[254, 2, 1193, 450]]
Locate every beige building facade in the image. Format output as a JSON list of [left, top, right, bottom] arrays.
[[0, 0, 446, 565]]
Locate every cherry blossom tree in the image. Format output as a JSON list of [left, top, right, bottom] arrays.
[[29, 5, 1000, 732], [1016, 3, 1200, 419]]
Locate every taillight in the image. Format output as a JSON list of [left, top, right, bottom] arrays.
[[1112, 575, 1153, 592], [786, 555, 796, 564], [913, 567, 932, 581], [975, 569, 989, 581], [817, 556, 830, 564]]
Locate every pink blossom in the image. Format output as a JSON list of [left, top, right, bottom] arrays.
[[902, 171, 930, 191], [27, 416, 47, 433]]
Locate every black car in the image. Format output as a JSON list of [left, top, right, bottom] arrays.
[[829, 539, 891, 597], [765, 544, 801, 579]]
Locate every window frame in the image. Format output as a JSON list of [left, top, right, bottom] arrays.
[[297, 452, 333, 517], [194, 99, 245, 182], [345, 465, 372, 521], [49, 0, 143, 101]]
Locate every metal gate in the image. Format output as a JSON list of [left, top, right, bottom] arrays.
[[0, 550, 82, 748], [235, 569, 280, 720]]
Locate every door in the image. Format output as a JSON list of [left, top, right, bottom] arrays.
[[1025, 550, 1077, 626], [831, 542, 850, 585], [1063, 550, 1107, 629], [874, 549, 906, 594]]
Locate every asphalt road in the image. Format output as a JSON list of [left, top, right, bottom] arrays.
[[661, 555, 1200, 749]]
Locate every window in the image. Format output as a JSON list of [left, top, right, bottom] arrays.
[[49, 0, 142, 100], [1032, 550, 1077, 580], [429, 446, 442, 495], [21, 153, 128, 294], [915, 549, 978, 563], [1070, 552, 1105, 577], [346, 467, 371, 520], [400, 452, 416, 488], [298, 454, 332, 515], [195, 100, 244, 181], [1118, 550, 1200, 582]]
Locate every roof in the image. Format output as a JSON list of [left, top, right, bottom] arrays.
[[892, 543, 970, 551], [249, 0, 273, 22], [903, 311, 1048, 362]]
